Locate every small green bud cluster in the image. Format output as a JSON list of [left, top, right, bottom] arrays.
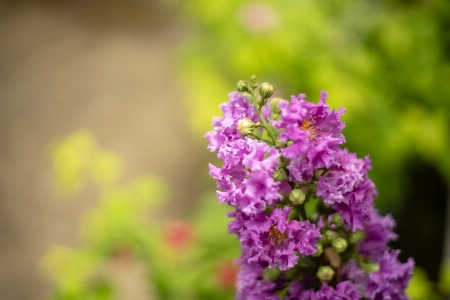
[[235, 76, 281, 146], [235, 76, 276, 108]]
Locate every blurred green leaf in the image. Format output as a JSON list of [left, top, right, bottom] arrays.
[[406, 267, 442, 300], [439, 260, 450, 294]]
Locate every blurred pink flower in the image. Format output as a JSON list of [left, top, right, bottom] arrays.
[[163, 221, 196, 250], [237, 3, 278, 33], [216, 260, 239, 290]]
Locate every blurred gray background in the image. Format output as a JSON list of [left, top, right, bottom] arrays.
[[0, 1, 204, 298]]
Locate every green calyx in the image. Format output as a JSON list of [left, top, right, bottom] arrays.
[[237, 118, 256, 136], [331, 237, 348, 253], [236, 80, 250, 93], [317, 265, 335, 282], [289, 188, 306, 205], [273, 168, 286, 181]]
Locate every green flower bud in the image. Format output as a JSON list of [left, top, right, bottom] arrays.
[[317, 265, 335, 282], [270, 97, 282, 114], [324, 230, 339, 242], [312, 243, 323, 257], [348, 230, 366, 244], [263, 267, 280, 281], [236, 80, 250, 93], [237, 118, 256, 136], [331, 213, 343, 226], [331, 237, 348, 253], [259, 82, 275, 101], [250, 75, 258, 89], [273, 168, 286, 181], [275, 139, 286, 149], [256, 96, 267, 106], [289, 188, 306, 205]]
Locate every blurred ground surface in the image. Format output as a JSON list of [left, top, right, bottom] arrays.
[[0, 1, 205, 299]]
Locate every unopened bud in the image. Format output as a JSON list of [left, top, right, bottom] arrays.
[[324, 230, 339, 242], [289, 188, 306, 205], [331, 213, 343, 226], [273, 168, 286, 181], [270, 97, 282, 114], [331, 237, 348, 253], [348, 230, 365, 244], [250, 75, 258, 89], [312, 243, 323, 257], [317, 265, 335, 282], [236, 80, 250, 93], [275, 140, 286, 149], [259, 82, 275, 101], [237, 118, 256, 136]]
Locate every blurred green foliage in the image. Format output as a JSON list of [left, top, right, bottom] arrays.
[[49, 130, 124, 196], [42, 131, 239, 300], [173, 0, 450, 211], [406, 263, 450, 300]]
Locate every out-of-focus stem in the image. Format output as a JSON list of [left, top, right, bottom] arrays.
[[254, 106, 277, 145], [294, 204, 307, 221]]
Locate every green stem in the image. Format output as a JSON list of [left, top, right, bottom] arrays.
[[251, 95, 278, 145], [298, 204, 308, 221], [288, 208, 300, 221], [249, 133, 273, 145], [256, 108, 278, 145]]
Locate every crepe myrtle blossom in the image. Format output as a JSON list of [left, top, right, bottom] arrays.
[[206, 76, 414, 299], [316, 149, 377, 230], [208, 138, 282, 215], [228, 207, 320, 270], [287, 281, 362, 300]]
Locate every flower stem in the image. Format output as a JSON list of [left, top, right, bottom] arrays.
[[293, 204, 307, 221], [298, 204, 308, 221], [256, 108, 278, 145], [251, 94, 278, 145], [249, 133, 273, 145]]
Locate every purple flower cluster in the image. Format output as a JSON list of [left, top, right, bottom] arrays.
[[206, 80, 413, 300]]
